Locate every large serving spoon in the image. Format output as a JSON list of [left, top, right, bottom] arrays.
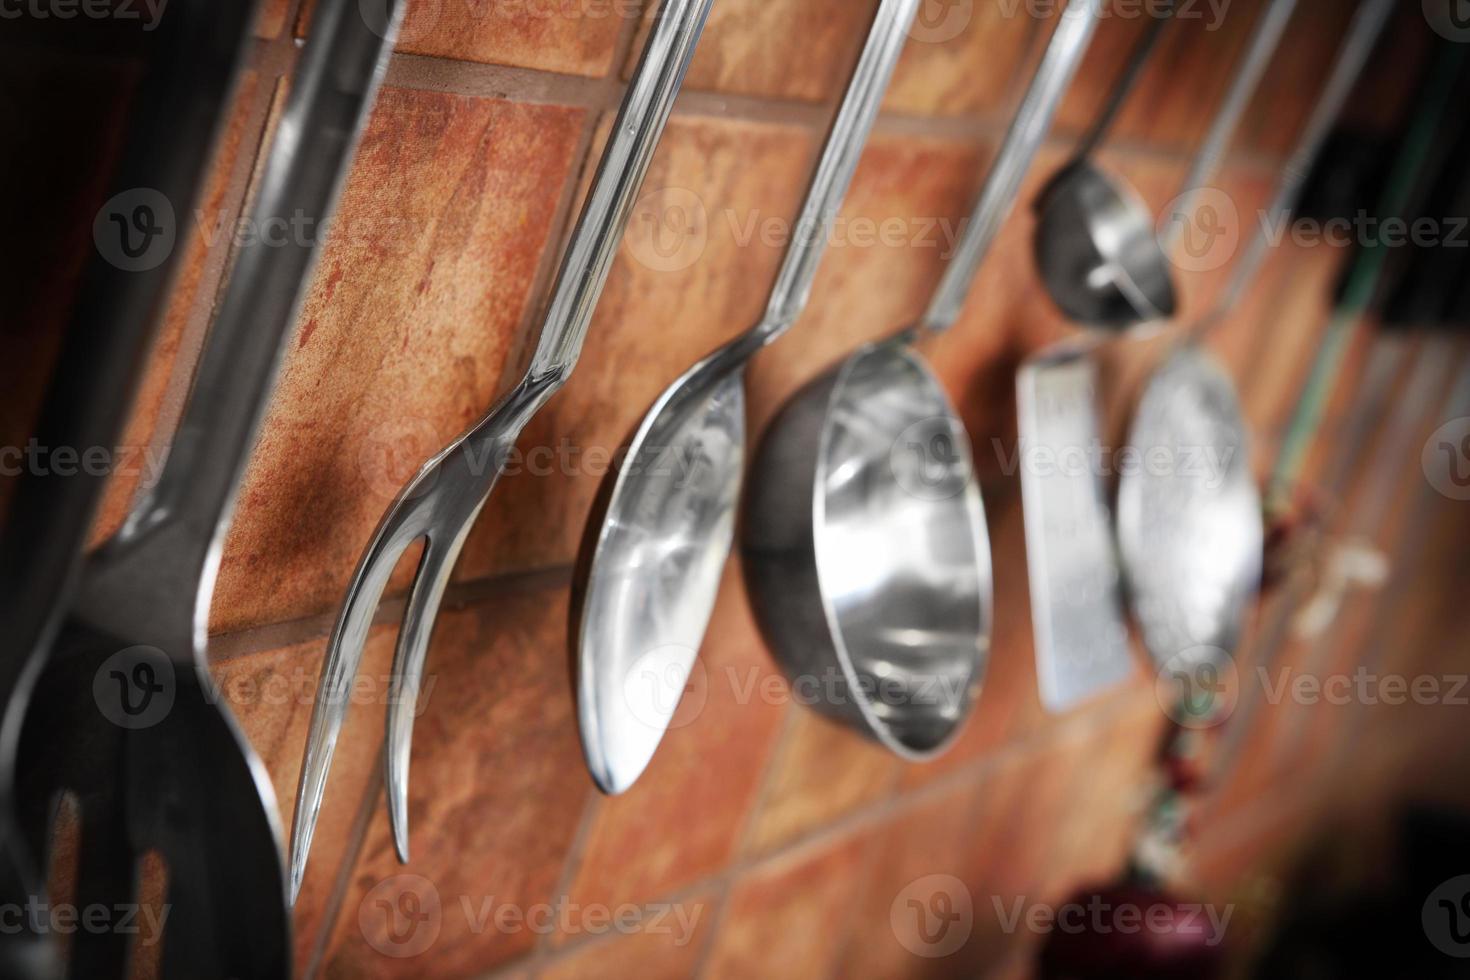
[[290, 0, 715, 897], [1118, 0, 1395, 678], [11, 0, 398, 974], [571, 0, 922, 795], [739, 0, 1101, 751]]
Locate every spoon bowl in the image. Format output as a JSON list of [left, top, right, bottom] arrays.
[[573, 352, 747, 794], [742, 341, 991, 756]]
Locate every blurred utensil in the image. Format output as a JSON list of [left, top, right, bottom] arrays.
[[12, 0, 399, 974], [1119, 0, 1395, 674], [1021, 0, 1297, 710], [572, 0, 920, 796], [0, 2, 259, 976], [291, 0, 715, 894], [741, 0, 1101, 752], [1033, 4, 1178, 327]]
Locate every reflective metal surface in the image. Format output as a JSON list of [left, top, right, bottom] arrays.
[[573, 0, 920, 795], [290, 0, 714, 891], [1032, 10, 1176, 326], [745, 345, 990, 756], [1021, 0, 1298, 710], [1034, 161, 1177, 326], [1018, 349, 1134, 709], [743, 0, 1102, 749], [12, 0, 396, 973], [1117, 0, 1396, 669], [1118, 348, 1261, 666]]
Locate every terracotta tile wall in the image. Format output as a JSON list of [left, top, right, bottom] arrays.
[[21, 0, 1468, 977]]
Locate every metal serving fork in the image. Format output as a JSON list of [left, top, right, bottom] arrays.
[[289, 0, 716, 899], [11, 0, 400, 974]]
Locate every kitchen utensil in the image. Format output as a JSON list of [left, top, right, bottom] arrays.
[[290, 0, 715, 895], [0, 3, 259, 976], [1118, 0, 1396, 673], [1020, 0, 1296, 711], [571, 0, 921, 796], [1033, 6, 1178, 327], [11, 0, 398, 974], [740, 0, 1101, 753]]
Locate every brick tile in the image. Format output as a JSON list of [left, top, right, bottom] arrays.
[[671, 0, 878, 103], [210, 89, 584, 631], [301, 0, 630, 76], [321, 584, 589, 977], [535, 891, 718, 980], [563, 561, 787, 910], [740, 709, 902, 857], [885, 0, 1034, 118], [704, 829, 873, 980], [215, 628, 397, 976]]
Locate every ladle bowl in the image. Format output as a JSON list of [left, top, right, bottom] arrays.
[[742, 341, 991, 757], [1034, 161, 1178, 326]]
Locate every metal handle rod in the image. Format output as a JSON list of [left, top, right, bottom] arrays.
[[760, 0, 920, 332], [1071, 3, 1173, 165], [920, 0, 1103, 334], [113, 0, 401, 580], [527, 0, 714, 382], [1163, 0, 1298, 252], [1207, 0, 1394, 323]]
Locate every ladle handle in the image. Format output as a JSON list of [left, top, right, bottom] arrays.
[[761, 0, 920, 331], [1205, 0, 1394, 324], [1071, 3, 1173, 164], [1163, 0, 1297, 253], [921, 0, 1102, 334], [527, 0, 713, 381]]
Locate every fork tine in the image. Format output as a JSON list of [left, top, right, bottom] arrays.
[[384, 534, 465, 863], [290, 489, 429, 903]]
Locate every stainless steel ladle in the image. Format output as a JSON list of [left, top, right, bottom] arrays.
[[739, 0, 1101, 755], [290, 0, 715, 898], [1034, 4, 1179, 327], [572, 0, 922, 795], [1118, 0, 1395, 675]]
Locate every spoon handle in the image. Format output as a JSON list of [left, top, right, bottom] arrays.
[[527, 0, 713, 382], [760, 0, 921, 333], [921, 0, 1102, 334], [1163, 0, 1297, 254], [1070, 2, 1173, 165]]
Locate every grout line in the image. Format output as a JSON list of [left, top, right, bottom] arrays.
[[384, 53, 615, 108], [517, 688, 1155, 972], [531, 786, 604, 958]]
